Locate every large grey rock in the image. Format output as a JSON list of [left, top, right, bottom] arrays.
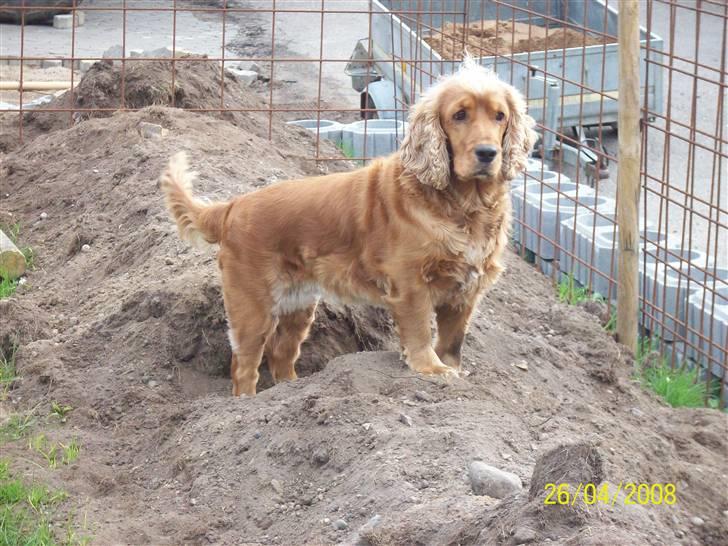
[[468, 461, 522, 498]]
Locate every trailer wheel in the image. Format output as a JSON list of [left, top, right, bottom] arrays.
[[360, 93, 379, 120]]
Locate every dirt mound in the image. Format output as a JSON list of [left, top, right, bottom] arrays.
[[0, 57, 273, 151], [1, 93, 727, 544], [425, 20, 613, 60]]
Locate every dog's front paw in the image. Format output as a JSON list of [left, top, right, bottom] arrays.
[[408, 348, 459, 378]]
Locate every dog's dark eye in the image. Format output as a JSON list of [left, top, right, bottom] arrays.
[[453, 109, 467, 121], [496, 112, 506, 122]]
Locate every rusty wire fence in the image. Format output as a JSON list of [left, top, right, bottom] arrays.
[[0, 0, 726, 405]]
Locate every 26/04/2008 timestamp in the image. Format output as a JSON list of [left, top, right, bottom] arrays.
[[544, 483, 677, 506]]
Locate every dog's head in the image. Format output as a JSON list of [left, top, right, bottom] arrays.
[[400, 56, 537, 189]]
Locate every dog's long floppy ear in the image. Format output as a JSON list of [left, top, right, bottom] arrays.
[[400, 93, 450, 190], [501, 85, 538, 180]]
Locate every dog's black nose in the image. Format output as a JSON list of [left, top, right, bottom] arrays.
[[475, 145, 498, 164]]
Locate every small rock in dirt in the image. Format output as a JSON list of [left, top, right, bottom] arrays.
[[270, 479, 284, 495], [362, 423, 372, 431], [359, 514, 382, 534], [322, 518, 330, 524], [690, 516, 704, 526], [81, 244, 91, 252], [514, 360, 529, 371], [333, 519, 348, 530], [190, 498, 197, 506], [254, 431, 262, 439], [414, 390, 432, 402], [501, 452, 512, 460], [227, 67, 258, 85], [312, 448, 330, 465], [513, 527, 537, 544], [399, 413, 413, 427], [164, 257, 174, 265], [40, 212, 48, 219], [468, 461, 522, 498], [244, 61, 261, 73], [630, 407, 645, 418], [138, 122, 168, 139], [235, 414, 242, 422], [147, 380, 158, 388]]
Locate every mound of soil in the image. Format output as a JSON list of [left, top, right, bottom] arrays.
[[425, 20, 613, 60], [1, 69, 726, 544], [0, 57, 272, 152]]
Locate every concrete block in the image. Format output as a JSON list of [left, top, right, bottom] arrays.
[[686, 277, 728, 378], [41, 59, 63, 69], [522, 183, 603, 260], [342, 119, 408, 160], [226, 68, 258, 85], [286, 120, 344, 147], [53, 11, 84, 29], [138, 122, 168, 139], [638, 250, 713, 341], [510, 168, 571, 245]]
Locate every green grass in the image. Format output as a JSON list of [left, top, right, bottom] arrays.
[[49, 403, 73, 423], [557, 274, 604, 305], [0, 344, 19, 401], [28, 436, 80, 469], [634, 337, 721, 408], [0, 460, 67, 546], [0, 274, 19, 299], [0, 414, 36, 443]]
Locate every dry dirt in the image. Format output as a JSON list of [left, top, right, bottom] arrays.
[[0, 59, 727, 546], [424, 21, 613, 60]]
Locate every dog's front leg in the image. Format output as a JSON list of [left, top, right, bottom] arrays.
[[434, 298, 477, 370], [386, 290, 455, 377]]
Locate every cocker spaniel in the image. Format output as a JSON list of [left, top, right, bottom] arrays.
[[161, 56, 537, 396]]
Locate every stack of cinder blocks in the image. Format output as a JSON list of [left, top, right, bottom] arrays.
[[286, 119, 407, 160], [53, 11, 85, 29]]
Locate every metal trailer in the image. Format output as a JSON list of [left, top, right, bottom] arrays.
[[346, 0, 664, 185]]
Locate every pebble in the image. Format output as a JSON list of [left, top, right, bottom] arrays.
[[165, 257, 174, 265], [190, 498, 197, 506], [254, 431, 262, 439], [690, 516, 704, 526], [362, 423, 372, 431], [513, 527, 537, 544], [630, 407, 645, 418], [514, 360, 529, 371], [147, 380, 158, 388], [81, 244, 91, 252], [270, 479, 284, 495], [467, 461, 522, 498], [414, 390, 432, 402], [359, 514, 382, 534], [322, 518, 330, 524], [333, 519, 348, 530], [501, 452, 512, 460], [40, 212, 47, 219], [312, 448, 329, 465], [235, 414, 242, 422], [399, 413, 413, 427]]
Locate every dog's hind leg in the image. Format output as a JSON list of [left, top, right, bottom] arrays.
[[265, 304, 317, 384], [434, 299, 477, 370], [223, 273, 276, 396]]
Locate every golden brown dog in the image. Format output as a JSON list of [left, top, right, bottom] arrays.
[[161, 57, 537, 396]]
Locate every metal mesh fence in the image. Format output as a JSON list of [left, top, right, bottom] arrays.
[[1, 0, 725, 404]]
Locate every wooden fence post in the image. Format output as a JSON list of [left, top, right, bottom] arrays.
[[617, 0, 641, 353]]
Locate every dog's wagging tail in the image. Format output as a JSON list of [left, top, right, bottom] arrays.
[[161, 58, 536, 396]]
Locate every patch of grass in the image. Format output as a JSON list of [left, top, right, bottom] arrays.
[[28, 435, 80, 469], [0, 274, 19, 299], [336, 140, 355, 159], [557, 274, 604, 305], [603, 310, 617, 333], [0, 344, 19, 401], [0, 414, 36, 443], [49, 403, 73, 423], [634, 337, 721, 408], [0, 459, 67, 546]]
